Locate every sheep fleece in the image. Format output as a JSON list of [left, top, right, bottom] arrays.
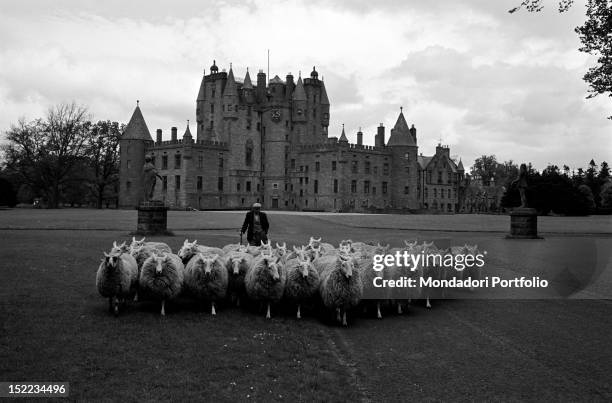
[[245, 258, 286, 302], [139, 254, 184, 300], [96, 254, 138, 298], [184, 257, 228, 301]]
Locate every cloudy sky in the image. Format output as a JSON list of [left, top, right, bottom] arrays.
[[0, 0, 609, 171]]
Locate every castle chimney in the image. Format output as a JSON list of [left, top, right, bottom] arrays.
[[156, 129, 162, 144], [171, 127, 177, 142], [375, 124, 385, 147], [357, 128, 363, 146], [257, 70, 266, 103], [285, 73, 294, 100]]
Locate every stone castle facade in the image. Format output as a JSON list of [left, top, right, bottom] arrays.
[[119, 61, 466, 212]]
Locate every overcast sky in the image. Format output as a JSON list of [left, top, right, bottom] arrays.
[[0, 0, 609, 171]]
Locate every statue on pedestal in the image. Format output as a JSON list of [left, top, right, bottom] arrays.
[[142, 156, 163, 203], [512, 163, 529, 208]]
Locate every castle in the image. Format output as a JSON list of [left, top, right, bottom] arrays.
[[118, 61, 466, 212]]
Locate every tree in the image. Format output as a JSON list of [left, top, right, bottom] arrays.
[[600, 181, 612, 207], [471, 155, 498, 186], [84, 121, 121, 209], [598, 161, 610, 180], [2, 103, 91, 208], [510, 0, 612, 119]]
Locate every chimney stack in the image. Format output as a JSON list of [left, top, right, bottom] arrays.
[[375, 124, 385, 147], [357, 128, 363, 146], [156, 129, 162, 144], [171, 127, 177, 141]]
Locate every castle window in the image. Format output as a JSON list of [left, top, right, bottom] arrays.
[[126, 181, 131, 190], [257, 122, 261, 131], [246, 181, 251, 192], [404, 152, 410, 161], [211, 88, 215, 98], [365, 161, 370, 174], [247, 120, 251, 130], [351, 161, 358, 174], [210, 104, 214, 114], [448, 189, 451, 198], [197, 176, 202, 191], [314, 180, 318, 194], [300, 166, 304, 172], [405, 166, 410, 174], [382, 182, 388, 194], [245, 139, 253, 166], [364, 181, 370, 194], [383, 163, 389, 175], [218, 177, 223, 191], [315, 161, 320, 172], [333, 179, 338, 193], [374, 166, 378, 175], [235, 105, 238, 112], [351, 180, 357, 193], [305, 177, 309, 185], [210, 120, 214, 129], [372, 186, 376, 195], [219, 156, 223, 168], [198, 154, 203, 168], [257, 184, 260, 192], [175, 175, 181, 190], [425, 188, 428, 198], [162, 176, 167, 191], [438, 171, 443, 184], [305, 165, 309, 173], [174, 155, 181, 169], [273, 183, 279, 189], [291, 159, 295, 169], [404, 186, 409, 195], [285, 120, 289, 127], [305, 199, 308, 206], [332, 161, 337, 171], [237, 183, 241, 191], [300, 189, 303, 197], [434, 188, 438, 198]]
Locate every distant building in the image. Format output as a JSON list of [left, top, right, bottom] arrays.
[[119, 61, 466, 212]]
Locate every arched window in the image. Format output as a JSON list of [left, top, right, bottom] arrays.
[[245, 139, 254, 166]]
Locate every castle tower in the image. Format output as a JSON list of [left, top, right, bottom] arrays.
[[223, 66, 238, 120], [256, 70, 266, 104], [118, 102, 154, 208], [196, 67, 207, 141], [387, 107, 419, 209], [320, 79, 330, 135], [242, 69, 255, 104], [292, 75, 307, 143]]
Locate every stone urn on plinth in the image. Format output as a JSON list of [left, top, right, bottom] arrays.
[[507, 163, 542, 239], [135, 157, 172, 236]]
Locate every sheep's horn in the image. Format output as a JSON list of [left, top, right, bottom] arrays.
[[104, 251, 110, 257], [120, 241, 126, 248], [113, 241, 118, 248], [139, 237, 146, 242]]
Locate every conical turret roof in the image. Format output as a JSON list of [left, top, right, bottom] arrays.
[[122, 103, 153, 141], [243, 69, 253, 89], [339, 124, 348, 143], [183, 121, 192, 140], [387, 109, 416, 146], [457, 159, 465, 171], [223, 66, 237, 97], [320, 82, 329, 105], [293, 76, 306, 101]]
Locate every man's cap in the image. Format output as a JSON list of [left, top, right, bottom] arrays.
[[252, 203, 262, 208]]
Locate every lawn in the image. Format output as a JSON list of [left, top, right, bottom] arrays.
[[1, 209, 611, 401]]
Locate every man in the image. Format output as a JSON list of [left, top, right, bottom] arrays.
[[241, 203, 269, 246]]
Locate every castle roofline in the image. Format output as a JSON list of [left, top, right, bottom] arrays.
[[122, 103, 153, 142]]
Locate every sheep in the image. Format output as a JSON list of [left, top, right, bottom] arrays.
[[183, 253, 228, 315], [222, 243, 243, 254], [129, 236, 172, 254], [274, 242, 290, 263], [387, 245, 423, 314], [138, 252, 184, 316], [307, 237, 335, 254], [419, 241, 443, 309], [110, 241, 130, 255], [316, 253, 363, 326], [96, 249, 139, 316], [245, 252, 286, 319], [283, 255, 320, 319], [354, 254, 389, 319], [177, 239, 224, 265], [224, 251, 253, 307]]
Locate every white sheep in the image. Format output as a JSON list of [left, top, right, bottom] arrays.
[[183, 253, 228, 315], [283, 256, 320, 319], [129, 236, 172, 254], [307, 237, 335, 254], [224, 251, 253, 307], [96, 249, 139, 316], [315, 253, 363, 326], [245, 252, 286, 319], [222, 243, 243, 254], [138, 252, 184, 316], [177, 239, 224, 265]]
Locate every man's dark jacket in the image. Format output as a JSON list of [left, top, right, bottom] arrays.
[[241, 211, 269, 242]]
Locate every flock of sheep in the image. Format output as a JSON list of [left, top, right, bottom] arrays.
[[96, 237, 480, 326]]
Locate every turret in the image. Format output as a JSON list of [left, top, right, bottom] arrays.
[[387, 108, 418, 209], [387, 107, 416, 147], [292, 75, 307, 123], [223, 65, 238, 119], [182, 120, 193, 142], [338, 124, 348, 145], [118, 101, 154, 208], [242, 68, 255, 104]]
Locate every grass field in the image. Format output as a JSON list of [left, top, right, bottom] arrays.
[[1, 209, 611, 401]]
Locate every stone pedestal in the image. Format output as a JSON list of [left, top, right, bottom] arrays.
[[136, 200, 172, 236], [507, 207, 542, 239]]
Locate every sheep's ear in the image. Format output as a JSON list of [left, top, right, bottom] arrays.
[[293, 246, 300, 253], [281, 242, 286, 248], [104, 251, 110, 257], [120, 241, 126, 248], [193, 239, 198, 245], [113, 241, 118, 248], [139, 237, 146, 242]]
